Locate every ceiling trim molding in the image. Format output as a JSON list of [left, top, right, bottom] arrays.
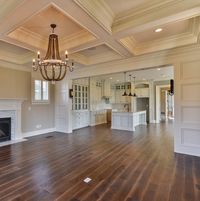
[[0, 48, 33, 65], [71, 44, 200, 79], [74, 0, 114, 34], [119, 17, 200, 56], [8, 27, 48, 50], [0, 60, 30, 72], [60, 30, 96, 51], [112, 0, 200, 36], [120, 32, 198, 55]]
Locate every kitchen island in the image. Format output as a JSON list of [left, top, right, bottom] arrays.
[[111, 111, 147, 131]]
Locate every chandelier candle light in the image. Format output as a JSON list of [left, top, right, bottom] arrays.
[[32, 24, 74, 82]]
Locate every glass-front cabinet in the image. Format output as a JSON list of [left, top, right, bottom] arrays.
[[72, 84, 88, 111]]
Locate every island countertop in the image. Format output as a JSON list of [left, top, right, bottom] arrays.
[[111, 110, 147, 131]]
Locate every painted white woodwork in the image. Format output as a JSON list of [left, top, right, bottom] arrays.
[[72, 110, 90, 130], [0, 99, 23, 140], [55, 77, 72, 133], [89, 78, 103, 110], [114, 84, 131, 104], [102, 80, 111, 97], [90, 110, 107, 126], [175, 59, 200, 156], [111, 110, 146, 131], [135, 88, 149, 97], [109, 87, 116, 104], [156, 85, 170, 123]]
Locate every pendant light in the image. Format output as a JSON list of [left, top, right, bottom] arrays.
[[132, 76, 137, 97], [122, 72, 127, 96], [128, 74, 133, 96]]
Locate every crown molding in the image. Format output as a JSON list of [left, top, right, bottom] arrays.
[[70, 53, 89, 65], [112, 0, 200, 35], [0, 60, 30, 72], [119, 17, 200, 56], [0, 48, 33, 65], [120, 32, 198, 55], [87, 51, 122, 65], [71, 44, 200, 79], [60, 30, 96, 51], [74, 0, 114, 34], [8, 27, 48, 50]]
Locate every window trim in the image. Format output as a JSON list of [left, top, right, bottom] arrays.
[[32, 79, 50, 104]]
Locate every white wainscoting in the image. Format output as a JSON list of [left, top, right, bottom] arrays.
[[175, 59, 200, 156]]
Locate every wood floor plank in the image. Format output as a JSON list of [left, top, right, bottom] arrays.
[[0, 123, 199, 201]]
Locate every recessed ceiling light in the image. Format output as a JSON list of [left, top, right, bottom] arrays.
[[157, 68, 161, 71], [117, 80, 119, 82], [142, 78, 146, 80], [110, 77, 112, 80], [155, 28, 162, 33]]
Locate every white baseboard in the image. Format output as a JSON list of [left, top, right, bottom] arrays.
[[23, 127, 56, 138], [175, 145, 200, 157]]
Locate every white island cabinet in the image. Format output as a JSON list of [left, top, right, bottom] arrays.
[[111, 111, 146, 131]]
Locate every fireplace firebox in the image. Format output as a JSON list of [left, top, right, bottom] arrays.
[[0, 118, 11, 142]]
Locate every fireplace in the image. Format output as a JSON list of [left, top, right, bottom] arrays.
[[0, 118, 11, 142]]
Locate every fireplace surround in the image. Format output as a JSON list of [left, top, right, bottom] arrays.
[[0, 99, 23, 141]]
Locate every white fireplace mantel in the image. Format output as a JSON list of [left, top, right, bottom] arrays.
[[0, 99, 25, 140]]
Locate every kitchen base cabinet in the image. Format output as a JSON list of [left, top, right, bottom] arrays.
[[72, 110, 90, 130], [90, 110, 107, 126]]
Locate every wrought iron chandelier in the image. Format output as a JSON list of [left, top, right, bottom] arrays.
[[32, 24, 74, 82]]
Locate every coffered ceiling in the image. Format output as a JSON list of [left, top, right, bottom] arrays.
[[0, 0, 200, 70]]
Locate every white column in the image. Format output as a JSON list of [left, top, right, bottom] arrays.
[[55, 76, 72, 133]]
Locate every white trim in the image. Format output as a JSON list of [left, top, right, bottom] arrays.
[[23, 127, 56, 138], [156, 84, 170, 123], [0, 139, 27, 147]]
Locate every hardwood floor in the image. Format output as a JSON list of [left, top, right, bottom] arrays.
[[0, 123, 200, 201]]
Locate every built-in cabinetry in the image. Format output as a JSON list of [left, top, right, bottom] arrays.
[[72, 110, 90, 130], [102, 80, 111, 97], [135, 84, 149, 98], [90, 78, 102, 107], [72, 78, 90, 130], [111, 83, 131, 104], [112, 111, 147, 131], [90, 110, 107, 126]]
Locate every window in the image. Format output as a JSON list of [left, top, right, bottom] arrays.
[[32, 80, 49, 103]]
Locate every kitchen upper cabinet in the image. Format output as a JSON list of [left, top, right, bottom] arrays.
[[103, 80, 111, 97], [114, 84, 131, 103], [135, 88, 149, 98], [90, 78, 103, 107]]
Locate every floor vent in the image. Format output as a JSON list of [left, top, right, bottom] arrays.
[[83, 177, 92, 183], [45, 136, 54, 138]]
